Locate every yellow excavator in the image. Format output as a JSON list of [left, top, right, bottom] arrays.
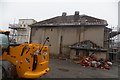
[[0, 30, 49, 79]]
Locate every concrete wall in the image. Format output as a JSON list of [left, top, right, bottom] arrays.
[[61, 27, 79, 56], [84, 26, 104, 47], [16, 30, 28, 43], [94, 52, 107, 60], [31, 27, 60, 54], [16, 19, 36, 43], [31, 26, 104, 56]]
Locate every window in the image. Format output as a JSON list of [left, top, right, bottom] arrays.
[[24, 24, 26, 27], [0, 34, 9, 55]]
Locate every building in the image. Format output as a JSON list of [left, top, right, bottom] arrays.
[[30, 11, 109, 58], [118, 1, 120, 52], [108, 27, 120, 61], [108, 1, 120, 61], [9, 19, 37, 43]]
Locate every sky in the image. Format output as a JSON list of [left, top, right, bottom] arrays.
[[0, 0, 119, 30]]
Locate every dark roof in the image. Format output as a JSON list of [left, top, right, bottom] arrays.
[[9, 27, 26, 30], [109, 31, 120, 38], [30, 13, 108, 27], [69, 40, 107, 52], [105, 27, 112, 32]]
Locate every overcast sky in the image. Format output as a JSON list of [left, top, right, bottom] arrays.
[[0, 0, 119, 30]]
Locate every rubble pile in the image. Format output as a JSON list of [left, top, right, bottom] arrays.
[[75, 56, 112, 70]]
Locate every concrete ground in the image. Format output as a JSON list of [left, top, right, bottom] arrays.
[[0, 62, 2, 80], [0, 59, 119, 79], [41, 58, 119, 78], [0, 67, 2, 80]]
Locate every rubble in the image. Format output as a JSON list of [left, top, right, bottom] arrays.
[[74, 55, 112, 70]]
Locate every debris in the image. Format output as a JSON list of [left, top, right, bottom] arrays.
[[107, 61, 112, 66], [74, 56, 112, 70]]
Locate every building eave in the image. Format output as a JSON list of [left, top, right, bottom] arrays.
[[30, 23, 108, 27]]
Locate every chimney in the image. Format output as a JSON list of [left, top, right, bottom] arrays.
[[75, 11, 79, 15], [62, 12, 67, 16], [62, 12, 67, 22], [74, 11, 79, 22]]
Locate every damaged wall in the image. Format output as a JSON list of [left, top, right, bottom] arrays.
[[31, 26, 105, 57]]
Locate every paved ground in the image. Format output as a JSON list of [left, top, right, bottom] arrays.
[[0, 62, 2, 80], [0, 59, 119, 79], [41, 58, 119, 78], [0, 67, 2, 80]]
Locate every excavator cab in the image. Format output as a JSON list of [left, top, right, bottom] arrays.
[[0, 30, 9, 55], [0, 30, 50, 79]]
